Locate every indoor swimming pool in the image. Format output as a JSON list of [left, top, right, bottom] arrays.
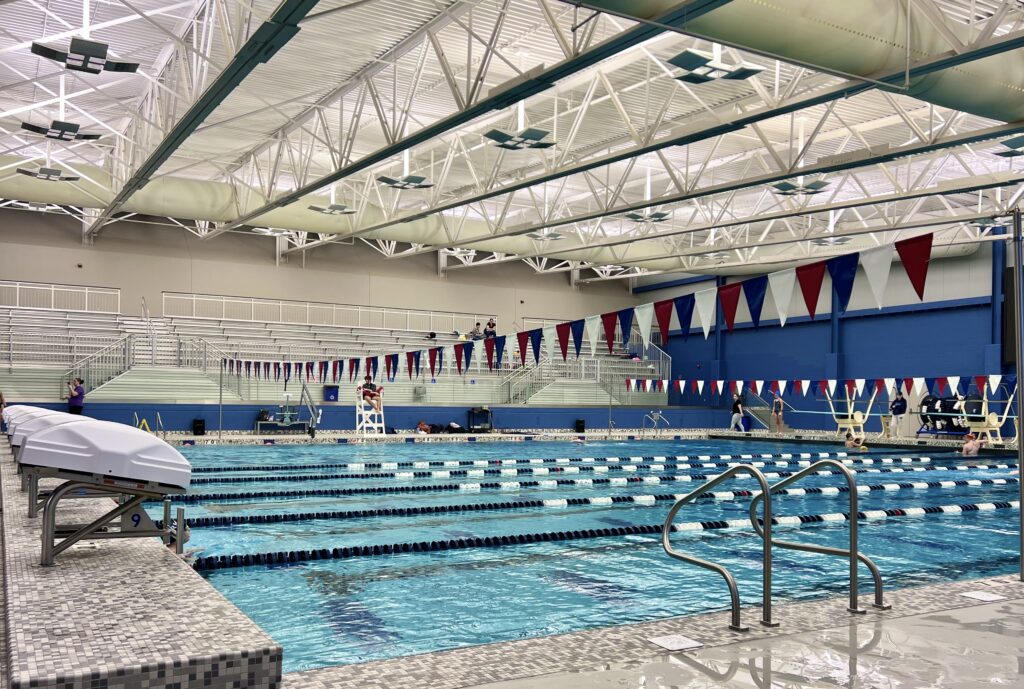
[[167, 440, 1021, 673]]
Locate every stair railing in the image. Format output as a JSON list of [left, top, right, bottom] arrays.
[[299, 380, 321, 436], [748, 459, 890, 613], [662, 465, 777, 631], [59, 334, 133, 397]]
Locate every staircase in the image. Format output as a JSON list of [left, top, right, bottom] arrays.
[[527, 379, 670, 406], [119, 316, 174, 365], [88, 366, 242, 402]]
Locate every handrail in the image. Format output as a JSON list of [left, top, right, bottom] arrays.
[[299, 380, 321, 435], [748, 460, 889, 613], [662, 465, 776, 631], [156, 411, 166, 440], [60, 334, 133, 375]]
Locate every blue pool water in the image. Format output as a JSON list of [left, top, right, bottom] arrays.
[[176, 440, 1019, 673]]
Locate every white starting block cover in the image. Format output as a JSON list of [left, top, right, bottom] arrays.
[[20, 420, 191, 490], [11, 413, 87, 449], [6, 408, 67, 436], [3, 404, 47, 425]]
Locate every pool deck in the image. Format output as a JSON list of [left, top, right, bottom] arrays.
[[281, 574, 1024, 689], [0, 441, 283, 689]]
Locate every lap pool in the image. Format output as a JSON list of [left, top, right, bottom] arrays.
[[164, 439, 1020, 673]]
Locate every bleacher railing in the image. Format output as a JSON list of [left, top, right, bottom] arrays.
[[0, 281, 120, 314], [59, 336, 133, 397], [163, 292, 495, 335], [2, 333, 124, 367]]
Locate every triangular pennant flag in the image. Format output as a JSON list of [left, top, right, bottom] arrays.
[[626, 379, 633, 392], [585, 315, 601, 356], [826, 252, 859, 313], [768, 268, 796, 327], [570, 320, 585, 358], [464, 341, 474, 370], [601, 312, 619, 353], [989, 374, 1002, 394], [827, 379, 837, 396], [275, 362, 282, 381], [690, 380, 699, 393], [529, 328, 543, 364], [634, 303, 655, 347], [267, 361, 274, 380], [742, 275, 768, 328], [437, 347, 446, 375], [845, 379, 856, 398], [694, 288, 717, 339], [517, 331, 530, 366], [484, 339, 495, 371], [429, 347, 439, 378], [818, 380, 828, 395], [715, 379, 724, 395], [413, 350, 422, 378], [675, 380, 684, 393], [542, 325, 556, 362], [859, 245, 894, 309], [617, 308, 635, 348], [283, 362, 290, 382], [904, 377, 915, 395], [753, 380, 764, 395], [407, 351, 416, 379], [454, 343, 465, 374], [875, 378, 886, 395], [717, 282, 743, 333], [696, 379, 705, 394], [973, 375, 986, 394], [349, 357, 360, 381], [654, 299, 674, 343], [796, 261, 827, 320], [777, 379, 787, 395], [947, 376, 961, 395], [555, 322, 572, 361], [385, 355, 394, 381], [367, 357, 379, 380], [883, 377, 895, 395], [493, 336, 505, 369], [854, 378, 865, 396], [934, 377, 947, 396], [244, 361, 252, 377], [800, 379, 809, 396], [673, 294, 696, 339], [896, 233, 933, 300], [389, 354, 399, 382], [735, 379, 744, 395]]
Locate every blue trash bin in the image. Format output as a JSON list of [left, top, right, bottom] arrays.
[[323, 385, 339, 402]]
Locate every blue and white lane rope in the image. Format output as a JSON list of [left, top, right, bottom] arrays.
[[191, 499, 1021, 571], [190, 451, 861, 473], [175, 477, 1019, 528], [189, 456, 937, 485], [173, 462, 1016, 503]]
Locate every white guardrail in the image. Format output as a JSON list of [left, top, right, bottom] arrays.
[[0, 281, 120, 314]]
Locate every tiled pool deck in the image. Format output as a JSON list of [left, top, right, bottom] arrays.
[[0, 441, 282, 689], [2, 432, 1022, 689]]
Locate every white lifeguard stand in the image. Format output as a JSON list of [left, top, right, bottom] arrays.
[[967, 384, 1017, 444], [356, 386, 385, 435], [826, 386, 878, 438]]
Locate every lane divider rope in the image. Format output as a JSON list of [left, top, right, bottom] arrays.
[[171, 477, 1019, 529], [172, 462, 1016, 503], [192, 499, 1021, 571]]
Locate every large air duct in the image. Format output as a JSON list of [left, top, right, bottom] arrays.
[[0, 0, 1004, 271]]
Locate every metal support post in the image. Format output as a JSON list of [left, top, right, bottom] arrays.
[[218, 359, 224, 441], [1013, 208, 1024, 582]]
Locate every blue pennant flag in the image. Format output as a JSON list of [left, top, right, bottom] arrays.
[[673, 294, 696, 340], [742, 275, 768, 328], [463, 340, 474, 370], [569, 320, 585, 358], [528, 328, 543, 363], [924, 377, 937, 395], [617, 308, 634, 348], [494, 335, 506, 368], [827, 252, 859, 313], [413, 350, 421, 377]]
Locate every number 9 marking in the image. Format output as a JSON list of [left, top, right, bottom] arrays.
[[131, 514, 141, 528]]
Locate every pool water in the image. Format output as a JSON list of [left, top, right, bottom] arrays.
[[174, 440, 1019, 673]]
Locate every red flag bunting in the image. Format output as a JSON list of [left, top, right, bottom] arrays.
[[895, 233, 933, 300], [795, 261, 827, 320], [845, 379, 855, 397], [485, 338, 496, 370], [875, 378, 886, 394], [454, 343, 465, 374], [818, 380, 828, 395], [516, 331, 529, 366], [935, 378, 947, 395], [428, 347, 439, 378], [690, 380, 699, 393], [654, 299, 674, 343], [903, 377, 914, 395], [717, 282, 743, 333], [973, 375, 987, 394], [407, 351, 415, 379], [794, 379, 802, 394], [555, 322, 571, 361], [600, 312, 618, 353]]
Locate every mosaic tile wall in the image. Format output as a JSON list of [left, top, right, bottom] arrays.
[[0, 443, 282, 689]]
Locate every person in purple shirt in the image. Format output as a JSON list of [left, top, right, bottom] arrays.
[[66, 377, 85, 414]]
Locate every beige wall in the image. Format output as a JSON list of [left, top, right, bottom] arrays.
[[0, 210, 638, 325]]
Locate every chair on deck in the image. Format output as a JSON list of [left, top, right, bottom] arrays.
[[356, 386, 385, 435]]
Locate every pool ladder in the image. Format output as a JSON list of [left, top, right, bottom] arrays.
[[661, 460, 889, 632]]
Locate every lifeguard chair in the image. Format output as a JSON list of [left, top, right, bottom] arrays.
[[356, 385, 385, 435], [966, 385, 1017, 444], [826, 385, 878, 438]]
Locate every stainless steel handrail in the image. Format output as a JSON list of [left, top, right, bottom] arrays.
[[748, 460, 890, 613], [662, 465, 776, 631]]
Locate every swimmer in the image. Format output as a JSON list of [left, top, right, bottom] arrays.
[[844, 432, 868, 452], [961, 433, 985, 456]]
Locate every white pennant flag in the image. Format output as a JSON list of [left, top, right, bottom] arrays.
[[676, 379, 685, 393], [827, 379, 837, 396], [768, 268, 796, 326], [859, 245, 894, 309], [777, 380, 787, 395], [913, 377, 925, 395], [883, 377, 896, 396], [754, 380, 764, 395], [662, 379, 669, 393], [716, 379, 724, 396], [543, 324, 556, 361], [634, 303, 655, 348], [800, 379, 810, 396], [947, 376, 961, 395], [585, 315, 601, 356], [989, 374, 1002, 394], [696, 379, 705, 394], [735, 380, 744, 396], [854, 378, 865, 396], [694, 288, 717, 339]]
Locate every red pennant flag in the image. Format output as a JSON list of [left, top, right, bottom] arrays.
[[710, 380, 718, 394], [690, 380, 699, 393], [406, 351, 415, 379], [903, 377, 914, 395], [674, 380, 683, 393], [601, 312, 618, 353], [385, 356, 394, 381], [749, 380, 758, 393], [429, 347, 439, 378], [845, 379, 856, 397], [717, 282, 743, 333], [654, 299, 674, 343], [935, 378, 947, 395], [973, 375, 987, 394], [818, 380, 828, 395], [454, 343, 465, 374], [485, 338, 496, 370], [896, 233, 933, 300], [555, 322, 571, 361], [516, 331, 530, 366], [795, 261, 827, 319], [875, 378, 886, 394], [794, 379, 802, 395], [770, 380, 779, 394]]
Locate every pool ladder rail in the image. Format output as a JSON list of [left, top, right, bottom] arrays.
[[661, 461, 889, 632]]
